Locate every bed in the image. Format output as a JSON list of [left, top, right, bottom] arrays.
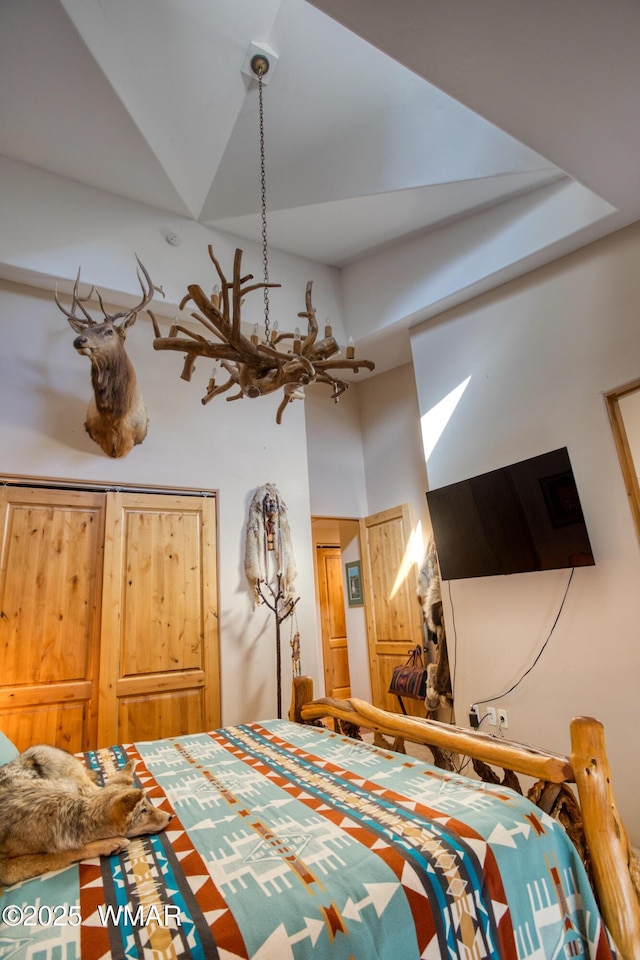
[[0, 677, 638, 960]]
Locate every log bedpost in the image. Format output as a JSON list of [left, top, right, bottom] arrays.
[[571, 716, 640, 959], [289, 675, 314, 723]]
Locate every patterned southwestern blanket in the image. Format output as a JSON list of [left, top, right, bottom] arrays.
[[0, 720, 619, 959]]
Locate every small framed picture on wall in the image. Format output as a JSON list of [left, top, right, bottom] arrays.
[[345, 560, 363, 607]]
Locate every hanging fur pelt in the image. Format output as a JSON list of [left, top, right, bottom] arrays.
[[417, 538, 452, 709], [417, 538, 444, 640], [245, 483, 297, 603]]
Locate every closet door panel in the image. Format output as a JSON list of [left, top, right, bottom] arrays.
[[120, 508, 204, 676], [98, 492, 219, 747], [0, 487, 105, 751], [0, 702, 87, 754], [117, 689, 203, 743]]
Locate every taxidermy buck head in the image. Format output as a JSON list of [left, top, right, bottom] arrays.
[[55, 257, 162, 458]]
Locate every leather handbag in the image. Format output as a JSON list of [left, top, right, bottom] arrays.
[[388, 645, 427, 700]]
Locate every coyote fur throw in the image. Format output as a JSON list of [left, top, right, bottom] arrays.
[[0, 744, 171, 887], [245, 482, 297, 602]]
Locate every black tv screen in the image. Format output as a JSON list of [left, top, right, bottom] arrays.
[[426, 447, 595, 580]]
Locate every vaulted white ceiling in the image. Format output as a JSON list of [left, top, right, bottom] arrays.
[[1, 0, 638, 361], [0, 0, 580, 269]]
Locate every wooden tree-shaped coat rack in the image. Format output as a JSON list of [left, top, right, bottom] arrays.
[[255, 575, 299, 719]]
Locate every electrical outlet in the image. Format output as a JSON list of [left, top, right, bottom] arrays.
[[486, 707, 497, 726], [497, 707, 508, 729]]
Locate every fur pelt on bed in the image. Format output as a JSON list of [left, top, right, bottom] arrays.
[[245, 483, 297, 603]]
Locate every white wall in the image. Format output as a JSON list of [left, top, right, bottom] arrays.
[[358, 364, 430, 531], [410, 221, 640, 841], [304, 382, 367, 517], [305, 364, 429, 538]]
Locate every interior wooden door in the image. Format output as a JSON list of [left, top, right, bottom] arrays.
[[0, 486, 105, 752], [98, 492, 219, 747], [359, 503, 424, 714], [316, 545, 350, 698]]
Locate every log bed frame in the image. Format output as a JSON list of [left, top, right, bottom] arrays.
[[290, 676, 640, 960]]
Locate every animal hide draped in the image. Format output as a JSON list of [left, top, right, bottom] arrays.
[[417, 538, 452, 709], [245, 483, 297, 603], [417, 538, 444, 640]]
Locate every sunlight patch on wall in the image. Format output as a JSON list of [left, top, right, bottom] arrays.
[[390, 520, 424, 600], [421, 376, 471, 464]]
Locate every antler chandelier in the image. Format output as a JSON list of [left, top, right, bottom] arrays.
[[151, 52, 374, 424]]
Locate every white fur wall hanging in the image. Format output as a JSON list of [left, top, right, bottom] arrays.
[[244, 483, 299, 718], [244, 482, 297, 602]]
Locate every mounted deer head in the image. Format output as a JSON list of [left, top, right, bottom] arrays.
[[55, 257, 162, 458]]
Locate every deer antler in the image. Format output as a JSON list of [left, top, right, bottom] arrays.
[[55, 256, 163, 332], [97, 255, 164, 328], [54, 268, 97, 330], [151, 246, 375, 422]]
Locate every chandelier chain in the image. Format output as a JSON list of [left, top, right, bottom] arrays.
[[257, 67, 270, 342], [145, 50, 375, 423]]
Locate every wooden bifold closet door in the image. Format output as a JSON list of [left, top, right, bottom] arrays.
[[98, 492, 219, 748], [0, 485, 220, 753]]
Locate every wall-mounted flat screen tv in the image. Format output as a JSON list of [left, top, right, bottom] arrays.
[[426, 447, 595, 580]]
